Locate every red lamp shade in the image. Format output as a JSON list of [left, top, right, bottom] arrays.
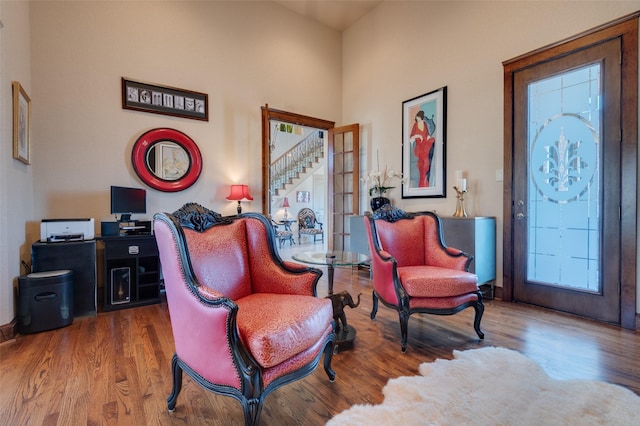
[[282, 197, 290, 208], [226, 184, 253, 201], [226, 185, 253, 214]]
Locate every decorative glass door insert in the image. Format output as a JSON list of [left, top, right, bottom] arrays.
[[527, 64, 600, 292]]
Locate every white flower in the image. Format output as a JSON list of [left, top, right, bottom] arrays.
[[361, 153, 406, 197]]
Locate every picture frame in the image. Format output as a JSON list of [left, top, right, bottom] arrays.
[[12, 81, 31, 164], [122, 77, 208, 121], [132, 128, 203, 192], [402, 86, 447, 198], [297, 191, 310, 203], [159, 142, 190, 181]]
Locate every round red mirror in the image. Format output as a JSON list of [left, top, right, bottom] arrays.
[[132, 128, 202, 192]]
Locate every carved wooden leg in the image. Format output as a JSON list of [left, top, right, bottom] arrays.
[[473, 291, 485, 339], [398, 312, 409, 353], [370, 291, 379, 320], [242, 398, 261, 426], [167, 354, 183, 412], [323, 338, 336, 382]]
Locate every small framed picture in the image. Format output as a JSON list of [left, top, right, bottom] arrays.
[[122, 77, 208, 121], [297, 191, 310, 203], [12, 81, 31, 164], [402, 86, 447, 198]]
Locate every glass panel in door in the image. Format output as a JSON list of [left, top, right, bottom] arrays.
[[527, 64, 600, 291]]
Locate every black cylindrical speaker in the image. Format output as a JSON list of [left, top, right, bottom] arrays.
[[18, 270, 74, 334]]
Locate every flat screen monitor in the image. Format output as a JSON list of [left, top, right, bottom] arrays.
[[110, 186, 146, 222]]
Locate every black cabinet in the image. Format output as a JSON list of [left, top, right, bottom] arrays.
[[99, 235, 161, 311], [31, 240, 97, 317]]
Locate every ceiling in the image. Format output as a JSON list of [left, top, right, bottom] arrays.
[[273, 0, 383, 31]]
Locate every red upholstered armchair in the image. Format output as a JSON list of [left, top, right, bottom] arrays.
[[154, 203, 335, 425], [364, 206, 484, 352]]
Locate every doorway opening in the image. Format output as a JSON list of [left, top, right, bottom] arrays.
[[261, 106, 334, 248]]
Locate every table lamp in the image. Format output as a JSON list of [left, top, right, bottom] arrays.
[[282, 197, 290, 219], [226, 184, 253, 214]]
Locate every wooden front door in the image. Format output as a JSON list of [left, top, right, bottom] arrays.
[[503, 14, 638, 328]]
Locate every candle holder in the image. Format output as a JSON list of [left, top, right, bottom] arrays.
[[453, 185, 468, 217]]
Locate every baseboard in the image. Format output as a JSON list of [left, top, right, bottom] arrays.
[[479, 283, 503, 300], [494, 286, 503, 300], [0, 318, 17, 345], [488, 287, 637, 330]]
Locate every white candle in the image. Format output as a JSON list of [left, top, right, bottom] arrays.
[[458, 178, 467, 191]]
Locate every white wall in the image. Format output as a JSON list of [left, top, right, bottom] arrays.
[[29, 1, 342, 221], [0, 1, 34, 328], [343, 1, 640, 298]]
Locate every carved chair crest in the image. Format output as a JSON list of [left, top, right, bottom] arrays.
[[372, 204, 414, 223], [171, 202, 232, 232]]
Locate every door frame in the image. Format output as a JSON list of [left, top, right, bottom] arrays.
[[502, 13, 638, 329]]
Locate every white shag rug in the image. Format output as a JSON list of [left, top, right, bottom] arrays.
[[327, 347, 640, 425]]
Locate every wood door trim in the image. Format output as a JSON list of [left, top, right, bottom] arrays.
[[502, 14, 638, 329]]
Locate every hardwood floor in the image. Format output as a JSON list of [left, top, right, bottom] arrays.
[[1, 253, 639, 425]]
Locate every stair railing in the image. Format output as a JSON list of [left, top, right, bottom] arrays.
[[270, 130, 324, 195]]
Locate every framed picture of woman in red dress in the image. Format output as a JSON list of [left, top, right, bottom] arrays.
[[402, 86, 447, 198]]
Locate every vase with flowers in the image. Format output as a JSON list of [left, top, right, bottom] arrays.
[[361, 154, 406, 211]]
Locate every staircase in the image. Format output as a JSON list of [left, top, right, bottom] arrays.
[[270, 130, 324, 196]]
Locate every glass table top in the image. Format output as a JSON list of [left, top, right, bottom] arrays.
[[292, 250, 370, 266]]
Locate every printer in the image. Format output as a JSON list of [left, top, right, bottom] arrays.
[[40, 218, 95, 242]]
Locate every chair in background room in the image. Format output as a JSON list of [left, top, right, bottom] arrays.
[[363, 205, 484, 353], [270, 217, 295, 248], [297, 207, 324, 243], [154, 203, 336, 425]]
